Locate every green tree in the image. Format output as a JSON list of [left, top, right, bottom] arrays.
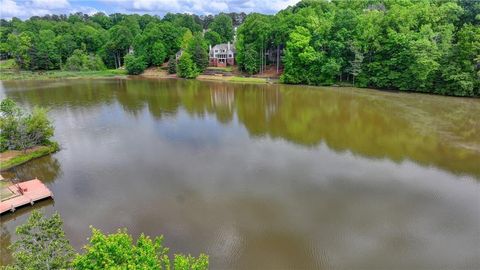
[[54, 33, 78, 63], [181, 29, 193, 49], [209, 14, 234, 43], [242, 44, 259, 75], [73, 228, 208, 270], [204, 31, 221, 46], [152, 41, 167, 66], [8, 211, 74, 270], [124, 53, 147, 75], [0, 98, 55, 152], [177, 51, 199, 79], [30, 30, 61, 70], [168, 55, 177, 74], [7, 32, 33, 69], [104, 25, 135, 68], [64, 49, 106, 71], [186, 33, 209, 72]]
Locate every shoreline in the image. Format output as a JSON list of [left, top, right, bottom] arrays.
[[0, 69, 128, 81], [0, 144, 60, 171], [1, 69, 478, 98]]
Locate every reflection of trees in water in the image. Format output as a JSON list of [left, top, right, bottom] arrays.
[[0, 223, 12, 265], [2, 79, 117, 109], [4, 79, 479, 177], [4, 155, 62, 184]]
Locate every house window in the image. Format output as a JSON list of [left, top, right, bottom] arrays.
[[229, 54, 232, 57], [215, 50, 218, 52]]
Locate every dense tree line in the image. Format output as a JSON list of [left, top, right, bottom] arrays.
[[0, 12, 237, 77], [236, 0, 479, 96], [1, 1, 478, 96]]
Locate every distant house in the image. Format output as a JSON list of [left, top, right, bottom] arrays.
[[175, 49, 183, 61], [209, 42, 235, 67]]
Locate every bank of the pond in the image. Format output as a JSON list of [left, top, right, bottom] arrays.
[[139, 67, 272, 84], [0, 144, 59, 171], [0, 69, 127, 81]]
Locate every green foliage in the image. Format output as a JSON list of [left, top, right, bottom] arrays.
[[0, 144, 59, 170], [236, 0, 480, 96], [133, 22, 178, 67], [1, 3, 478, 95], [186, 33, 209, 72], [73, 228, 169, 270], [242, 44, 259, 75], [7, 32, 33, 69], [31, 30, 62, 70], [181, 30, 194, 49], [208, 14, 234, 43], [177, 51, 199, 79], [163, 13, 203, 33], [173, 254, 209, 270], [204, 31, 222, 46], [8, 211, 75, 270], [74, 228, 208, 270], [125, 54, 147, 75], [0, 98, 55, 152], [152, 41, 167, 66], [64, 49, 106, 71], [7, 211, 209, 270], [168, 55, 177, 74]]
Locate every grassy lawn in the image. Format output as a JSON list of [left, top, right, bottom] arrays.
[[0, 59, 17, 69], [206, 66, 233, 72], [0, 69, 127, 81], [0, 143, 59, 171], [228, 76, 268, 83]]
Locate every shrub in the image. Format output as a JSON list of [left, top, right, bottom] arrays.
[[0, 98, 54, 152], [125, 53, 147, 75], [168, 55, 177, 74], [177, 52, 199, 79], [152, 41, 167, 66], [63, 49, 106, 71]]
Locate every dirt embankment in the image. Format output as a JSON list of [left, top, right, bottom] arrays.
[[0, 146, 44, 163]]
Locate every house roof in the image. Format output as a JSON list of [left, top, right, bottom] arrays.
[[211, 43, 235, 53]]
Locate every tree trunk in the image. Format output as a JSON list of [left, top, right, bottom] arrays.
[[117, 53, 121, 69], [276, 45, 280, 74]]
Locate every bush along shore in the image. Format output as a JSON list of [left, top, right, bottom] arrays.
[[0, 98, 59, 170]]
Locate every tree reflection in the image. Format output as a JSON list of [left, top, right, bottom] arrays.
[[3, 78, 479, 177], [3, 155, 62, 184], [0, 223, 12, 265]]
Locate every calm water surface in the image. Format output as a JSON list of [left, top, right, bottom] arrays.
[[0, 78, 479, 269]]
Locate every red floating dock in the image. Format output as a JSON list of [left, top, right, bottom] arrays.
[[0, 178, 53, 214]]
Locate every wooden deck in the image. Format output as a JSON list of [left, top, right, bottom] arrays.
[[0, 178, 53, 214]]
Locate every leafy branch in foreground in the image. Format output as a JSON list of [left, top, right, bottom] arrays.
[[5, 211, 209, 270], [6, 211, 75, 270]]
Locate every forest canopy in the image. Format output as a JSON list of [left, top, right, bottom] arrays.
[[236, 0, 480, 96], [0, 1, 479, 96]]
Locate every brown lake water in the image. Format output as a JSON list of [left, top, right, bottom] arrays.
[[0, 78, 479, 269]]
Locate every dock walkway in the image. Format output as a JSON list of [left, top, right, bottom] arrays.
[[0, 178, 53, 214]]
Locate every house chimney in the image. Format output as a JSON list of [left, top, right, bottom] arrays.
[[209, 44, 212, 51], [227, 41, 230, 51]]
